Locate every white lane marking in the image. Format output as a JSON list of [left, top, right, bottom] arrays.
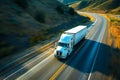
[[86, 16, 100, 40], [4, 49, 53, 80], [87, 14, 98, 37], [1, 41, 54, 72], [16, 54, 55, 80], [88, 16, 107, 80]]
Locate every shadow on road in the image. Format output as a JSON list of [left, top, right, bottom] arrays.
[[58, 38, 120, 79]]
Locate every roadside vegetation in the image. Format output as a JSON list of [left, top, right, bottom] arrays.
[[106, 14, 120, 80]]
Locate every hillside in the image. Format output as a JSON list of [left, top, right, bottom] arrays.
[[0, 0, 90, 58], [58, 0, 81, 4], [69, 0, 120, 14]]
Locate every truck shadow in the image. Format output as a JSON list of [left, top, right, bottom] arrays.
[[58, 38, 120, 79]]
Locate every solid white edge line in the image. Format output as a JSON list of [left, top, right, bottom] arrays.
[[88, 16, 107, 80], [16, 54, 54, 80], [4, 49, 53, 80]]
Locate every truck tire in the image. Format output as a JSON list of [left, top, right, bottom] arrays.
[[67, 53, 69, 57]]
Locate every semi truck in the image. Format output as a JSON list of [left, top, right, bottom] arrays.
[[54, 25, 87, 59]]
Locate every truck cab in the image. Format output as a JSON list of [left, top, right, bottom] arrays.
[[54, 25, 87, 59], [54, 33, 73, 59]]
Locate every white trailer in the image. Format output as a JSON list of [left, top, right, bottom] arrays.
[[54, 25, 87, 59]]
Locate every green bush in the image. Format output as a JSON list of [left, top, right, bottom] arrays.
[[29, 34, 46, 44], [13, 0, 28, 9], [0, 46, 16, 58], [109, 50, 120, 80], [55, 5, 64, 14], [35, 11, 46, 23], [68, 7, 75, 16]]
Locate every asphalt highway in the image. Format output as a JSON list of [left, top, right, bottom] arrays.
[[1, 12, 110, 80]]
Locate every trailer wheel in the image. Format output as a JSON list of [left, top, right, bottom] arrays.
[[64, 53, 69, 59], [67, 53, 69, 57]]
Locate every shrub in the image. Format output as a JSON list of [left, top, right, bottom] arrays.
[[0, 46, 16, 58], [68, 7, 75, 16], [13, 0, 28, 9], [35, 11, 46, 23], [55, 5, 64, 14], [29, 34, 46, 44]]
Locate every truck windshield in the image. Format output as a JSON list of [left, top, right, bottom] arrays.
[[58, 42, 68, 47]]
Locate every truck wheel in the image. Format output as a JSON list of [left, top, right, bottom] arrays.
[[64, 53, 68, 59], [67, 53, 69, 57], [83, 37, 85, 40]]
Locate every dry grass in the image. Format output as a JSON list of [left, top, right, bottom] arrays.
[[101, 14, 120, 48], [101, 14, 120, 80], [69, 2, 81, 9], [107, 14, 120, 49], [77, 11, 95, 22], [111, 7, 120, 14], [110, 27, 120, 48]]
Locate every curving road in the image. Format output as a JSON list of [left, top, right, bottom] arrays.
[[2, 12, 110, 80]]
